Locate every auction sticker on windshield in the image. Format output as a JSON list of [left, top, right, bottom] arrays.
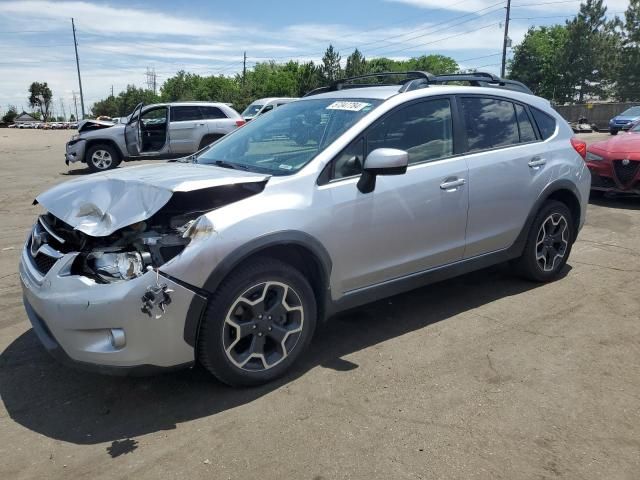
[[326, 101, 371, 112]]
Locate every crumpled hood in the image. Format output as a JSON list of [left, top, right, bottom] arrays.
[[36, 163, 270, 236], [590, 133, 640, 155]]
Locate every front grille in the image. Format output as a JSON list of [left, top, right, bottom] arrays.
[[33, 252, 58, 275], [613, 160, 640, 187], [591, 174, 617, 189]]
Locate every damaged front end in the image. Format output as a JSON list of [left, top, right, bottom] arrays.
[[20, 165, 270, 371], [33, 182, 265, 283]]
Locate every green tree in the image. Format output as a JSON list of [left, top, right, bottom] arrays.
[[69, 113, 76, 122], [509, 26, 571, 101], [406, 54, 458, 74], [563, 0, 620, 102], [296, 61, 323, 96], [345, 49, 367, 77], [321, 44, 342, 82], [617, 0, 640, 100], [2, 105, 17, 124], [28, 82, 53, 121]]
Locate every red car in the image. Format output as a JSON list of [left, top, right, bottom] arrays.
[[586, 122, 640, 195]]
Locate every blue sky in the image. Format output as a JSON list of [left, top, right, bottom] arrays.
[[0, 0, 629, 117]]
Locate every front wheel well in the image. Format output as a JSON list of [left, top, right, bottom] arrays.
[[546, 189, 581, 239], [225, 244, 329, 321], [84, 139, 123, 162]]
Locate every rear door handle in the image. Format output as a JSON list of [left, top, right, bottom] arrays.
[[528, 157, 546, 169], [440, 178, 466, 190]]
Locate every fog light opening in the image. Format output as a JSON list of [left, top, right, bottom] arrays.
[[109, 328, 126, 349]]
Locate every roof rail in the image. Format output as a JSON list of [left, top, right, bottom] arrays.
[[303, 71, 435, 97], [303, 71, 533, 97], [429, 72, 533, 94]]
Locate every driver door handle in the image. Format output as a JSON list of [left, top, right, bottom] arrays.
[[440, 178, 466, 191]]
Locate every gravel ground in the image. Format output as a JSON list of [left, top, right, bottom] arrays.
[[0, 129, 638, 480]]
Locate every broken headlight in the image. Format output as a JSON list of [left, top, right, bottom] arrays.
[[88, 251, 147, 281]]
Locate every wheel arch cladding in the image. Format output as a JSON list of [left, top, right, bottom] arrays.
[[512, 180, 582, 256], [183, 231, 332, 347], [545, 188, 581, 239]]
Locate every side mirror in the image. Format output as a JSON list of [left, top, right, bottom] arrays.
[[357, 148, 408, 194]]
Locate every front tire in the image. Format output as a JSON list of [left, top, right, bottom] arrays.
[[198, 258, 317, 387], [512, 200, 574, 282], [86, 144, 121, 173], [610, 129, 618, 136]]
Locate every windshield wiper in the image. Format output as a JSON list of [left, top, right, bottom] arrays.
[[212, 160, 250, 171]]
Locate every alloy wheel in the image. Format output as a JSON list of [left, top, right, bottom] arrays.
[[222, 281, 304, 372], [91, 149, 113, 170], [535, 213, 569, 272]]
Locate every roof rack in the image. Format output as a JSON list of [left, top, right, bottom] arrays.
[[303, 71, 533, 96], [303, 71, 435, 97]]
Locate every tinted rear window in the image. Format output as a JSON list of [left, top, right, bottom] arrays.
[[171, 106, 202, 122], [460, 97, 519, 151], [200, 106, 226, 119], [531, 107, 556, 140]]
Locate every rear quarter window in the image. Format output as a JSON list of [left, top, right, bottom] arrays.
[[530, 107, 557, 140]]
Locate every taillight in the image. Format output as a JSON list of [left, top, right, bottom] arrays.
[[571, 137, 587, 160], [235, 119, 246, 127]]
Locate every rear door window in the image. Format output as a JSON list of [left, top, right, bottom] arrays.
[[171, 106, 202, 122], [199, 106, 226, 119], [530, 107, 557, 140], [460, 97, 519, 152]]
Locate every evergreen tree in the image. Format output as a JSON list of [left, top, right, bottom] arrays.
[[321, 45, 342, 82], [617, 0, 640, 100], [345, 49, 367, 77]]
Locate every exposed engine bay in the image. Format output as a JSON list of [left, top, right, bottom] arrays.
[[34, 183, 264, 284]]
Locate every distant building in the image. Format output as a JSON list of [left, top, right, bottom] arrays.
[[14, 112, 38, 124]]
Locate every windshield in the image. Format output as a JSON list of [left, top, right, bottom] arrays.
[[630, 122, 640, 132], [621, 106, 640, 116], [242, 103, 264, 117], [198, 98, 382, 175]]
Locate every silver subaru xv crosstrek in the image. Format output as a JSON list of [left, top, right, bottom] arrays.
[[20, 72, 591, 386]]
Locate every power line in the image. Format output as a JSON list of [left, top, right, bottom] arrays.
[[511, 0, 581, 7]]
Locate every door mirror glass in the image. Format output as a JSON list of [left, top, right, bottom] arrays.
[[358, 148, 408, 193]]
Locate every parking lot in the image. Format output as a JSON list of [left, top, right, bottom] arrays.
[[0, 128, 638, 479]]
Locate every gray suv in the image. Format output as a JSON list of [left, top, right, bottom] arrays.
[[65, 102, 245, 172], [21, 72, 590, 386]]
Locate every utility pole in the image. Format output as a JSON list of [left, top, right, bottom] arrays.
[[501, 0, 511, 78], [71, 18, 85, 119], [59, 98, 66, 121], [111, 85, 114, 97], [242, 51, 247, 86]]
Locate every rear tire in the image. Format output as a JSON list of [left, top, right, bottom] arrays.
[[86, 144, 121, 173], [511, 200, 574, 282], [198, 258, 317, 387], [610, 129, 618, 135], [198, 134, 223, 150]]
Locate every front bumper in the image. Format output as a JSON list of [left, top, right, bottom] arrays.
[[587, 160, 640, 194], [19, 243, 206, 373], [64, 139, 86, 165]]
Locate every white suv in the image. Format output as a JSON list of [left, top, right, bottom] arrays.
[[65, 102, 245, 172]]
